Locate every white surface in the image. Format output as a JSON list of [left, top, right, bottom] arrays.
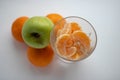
[[0, 0, 120, 80]]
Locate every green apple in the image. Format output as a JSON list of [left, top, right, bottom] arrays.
[[22, 16, 53, 48]]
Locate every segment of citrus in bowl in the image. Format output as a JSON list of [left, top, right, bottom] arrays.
[[54, 19, 66, 36], [57, 23, 71, 37], [68, 53, 81, 60], [56, 22, 82, 37], [72, 30, 90, 50], [70, 22, 82, 33], [55, 34, 76, 58], [55, 22, 91, 60]]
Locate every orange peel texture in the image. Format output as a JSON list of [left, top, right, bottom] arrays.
[[11, 16, 29, 42], [27, 45, 54, 67]]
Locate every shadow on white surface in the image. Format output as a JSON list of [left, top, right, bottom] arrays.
[[10, 35, 97, 80], [25, 55, 81, 79], [1, 0, 120, 80], [9, 35, 84, 80]]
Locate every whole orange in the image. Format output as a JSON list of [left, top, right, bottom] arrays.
[[11, 16, 29, 42], [46, 13, 66, 36], [46, 13, 64, 24], [27, 45, 54, 67]]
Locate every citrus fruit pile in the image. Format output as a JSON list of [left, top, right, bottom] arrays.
[[11, 13, 91, 66], [11, 13, 64, 67], [55, 22, 91, 60]]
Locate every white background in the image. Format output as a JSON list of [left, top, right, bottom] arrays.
[[0, 0, 120, 80]]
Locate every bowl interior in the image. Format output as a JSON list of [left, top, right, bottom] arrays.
[[50, 16, 97, 62]]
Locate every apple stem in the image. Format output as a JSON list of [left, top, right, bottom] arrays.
[[31, 32, 40, 38]]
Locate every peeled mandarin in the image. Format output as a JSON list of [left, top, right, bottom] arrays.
[[68, 53, 81, 60], [71, 22, 82, 33], [54, 20, 66, 36], [55, 22, 91, 60], [57, 22, 81, 37], [55, 34, 75, 57], [72, 30, 90, 50], [65, 47, 77, 57], [57, 23, 71, 37], [69, 42, 85, 60]]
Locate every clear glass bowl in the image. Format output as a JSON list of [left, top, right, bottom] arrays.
[[50, 16, 97, 63]]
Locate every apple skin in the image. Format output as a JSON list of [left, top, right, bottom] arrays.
[[22, 16, 53, 48]]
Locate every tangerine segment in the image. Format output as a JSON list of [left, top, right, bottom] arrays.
[[72, 30, 90, 50], [69, 52, 87, 60], [54, 19, 66, 36], [57, 22, 82, 37], [57, 23, 71, 37], [68, 53, 81, 60], [65, 47, 77, 57], [73, 40, 88, 55], [27, 45, 54, 67], [68, 41, 89, 60], [70, 22, 82, 33], [11, 16, 29, 42], [55, 34, 75, 57]]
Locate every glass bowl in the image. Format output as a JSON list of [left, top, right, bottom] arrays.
[[50, 16, 97, 63]]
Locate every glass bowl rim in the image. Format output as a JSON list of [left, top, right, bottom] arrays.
[[50, 16, 97, 62]]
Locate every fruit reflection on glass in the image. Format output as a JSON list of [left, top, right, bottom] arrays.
[[50, 16, 97, 62]]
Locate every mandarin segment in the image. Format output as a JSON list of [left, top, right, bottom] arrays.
[[69, 52, 87, 60], [72, 30, 90, 50], [55, 34, 75, 57], [65, 47, 77, 57], [70, 22, 82, 33], [27, 45, 54, 67], [54, 19, 66, 36], [55, 22, 91, 60], [68, 53, 81, 60], [57, 23, 71, 37], [73, 41, 84, 54], [56, 22, 82, 37]]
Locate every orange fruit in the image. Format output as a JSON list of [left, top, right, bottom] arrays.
[[55, 34, 76, 57], [46, 13, 64, 24], [11, 16, 29, 42], [70, 22, 82, 33], [27, 45, 54, 67], [72, 30, 90, 50]]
